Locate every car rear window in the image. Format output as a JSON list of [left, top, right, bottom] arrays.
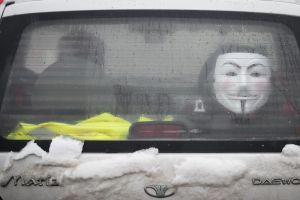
[[1, 15, 300, 140]]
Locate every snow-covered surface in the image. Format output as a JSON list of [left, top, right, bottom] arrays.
[[173, 158, 247, 187], [2, 152, 13, 171], [281, 144, 300, 157], [3, 0, 300, 18], [48, 136, 83, 159], [39, 136, 84, 167], [64, 148, 158, 181], [1, 140, 48, 171], [1, 138, 300, 200], [14, 141, 47, 160], [261, 0, 300, 4]]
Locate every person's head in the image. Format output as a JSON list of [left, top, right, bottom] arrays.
[[58, 31, 105, 66], [200, 45, 273, 114]]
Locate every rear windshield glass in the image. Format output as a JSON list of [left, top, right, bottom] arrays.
[[1, 17, 300, 140]]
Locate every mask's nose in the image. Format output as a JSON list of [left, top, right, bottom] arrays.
[[238, 74, 249, 96]]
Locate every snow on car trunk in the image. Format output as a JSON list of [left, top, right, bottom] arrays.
[[1, 137, 300, 200]]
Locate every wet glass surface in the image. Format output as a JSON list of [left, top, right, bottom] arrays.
[[1, 17, 300, 140]]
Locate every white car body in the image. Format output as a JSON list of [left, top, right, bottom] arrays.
[[1, 0, 300, 200]]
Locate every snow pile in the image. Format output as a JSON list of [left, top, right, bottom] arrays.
[[2, 141, 47, 171], [3, 152, 14, 171], [280, 144, 300, 169], [0, 141, 48, 181], [172, 158, 248, 187], [2, 137, 83, 170], [40, 136, 84, 167], [281, 144, 300, 157], [14, 140, 47, 160], [48, 136, 83, 159], [64, 148, 158, 180], [2, 138, 300, 200]]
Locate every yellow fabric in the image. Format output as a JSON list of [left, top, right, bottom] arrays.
[[163, 115, 174, 121], [138, 115, 174, 122], [6, 113, 174, 140], [137, 115, 153, 122], [7, 113, 131, 140]]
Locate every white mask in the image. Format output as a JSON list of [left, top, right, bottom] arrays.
[[213, 53, 272, 114]]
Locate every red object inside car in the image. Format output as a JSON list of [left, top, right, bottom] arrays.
[[130, 122, 187, 138]]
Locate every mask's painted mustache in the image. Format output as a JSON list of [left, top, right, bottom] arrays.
[[228, 95, 257, 100]]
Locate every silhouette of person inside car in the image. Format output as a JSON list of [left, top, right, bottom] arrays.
[[32, 31, 115, 120]]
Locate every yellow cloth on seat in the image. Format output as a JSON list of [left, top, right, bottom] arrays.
[[6, 113, 131, 140], [137, 115, 174, 122], [6, 113, 174, 140]]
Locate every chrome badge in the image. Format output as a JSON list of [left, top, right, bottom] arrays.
[[144, 184, 176, 198], [1, 175, 61, 187]]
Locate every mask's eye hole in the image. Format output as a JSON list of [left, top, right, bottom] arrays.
[[250, 72, 261, 77], [226, 72, 237, 76]]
